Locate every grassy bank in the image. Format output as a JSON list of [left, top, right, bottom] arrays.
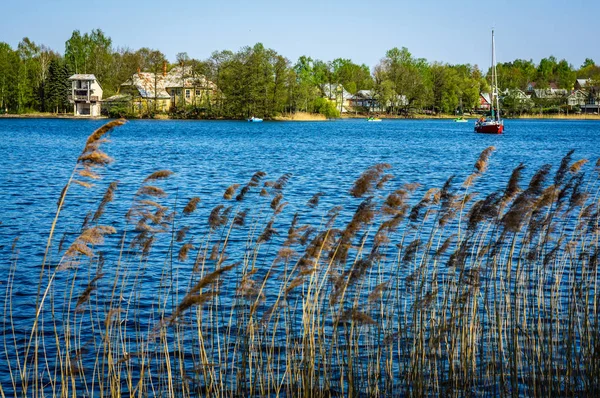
[[3, 111, 599, 121], [2, 121, 600, 396], [509, 113, 600, 120], [272, 112, 327, 121]]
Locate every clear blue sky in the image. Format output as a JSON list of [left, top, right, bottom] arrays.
[[1, 0, 597, 70]]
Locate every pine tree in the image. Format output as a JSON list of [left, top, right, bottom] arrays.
[[47, 59, 70, 113]]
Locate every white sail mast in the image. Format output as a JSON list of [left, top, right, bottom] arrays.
[[491, 29, 501, 120]]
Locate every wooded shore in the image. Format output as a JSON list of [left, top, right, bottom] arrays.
[[2, 112, 600, 121]]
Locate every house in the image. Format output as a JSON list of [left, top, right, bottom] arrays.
[[163, 65, 217, 107], [478, 93, 491, 111], [526, 81, 561, 94], [68, 74, 103, 117], [348, 90, 407, 113], [572, 78, 600, 113], [531, 88, 568, 102], [500, 88, 534, 113], [349, 90, 384, 112], [501, 88, 530, 100], [349, 90, 376, 108], [119, 63, 217, 114], [321, 83, 353, 113], [581, 91, 600, 114], [525, 82, 537, 94], [566, 90, 588, 108], [119, 69, 172, 113]]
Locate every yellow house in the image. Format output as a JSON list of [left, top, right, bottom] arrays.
[[164, 65, 217, 108], [115, 63, 217, 114]]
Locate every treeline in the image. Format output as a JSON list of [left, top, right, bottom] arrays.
[[0, 29, 599, 117]]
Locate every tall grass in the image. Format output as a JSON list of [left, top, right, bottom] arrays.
[[2, 121, 600, 396]]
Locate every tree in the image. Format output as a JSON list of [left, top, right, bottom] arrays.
[[88, 29, 113, 85], [555, 59, 575, 89], [330, 58, 373, 94], [147, 50, 166, 114], [0, 42, 19, 112], [376, 47, 427, 115], [17, 37, 41, 112], [46, 58, 70, 113], [65, 30, 90, 74], [581, 58, 595, 69]]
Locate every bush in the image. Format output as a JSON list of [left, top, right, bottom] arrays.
[[313, 97, 341, 119], [105, 105, 134, 119]]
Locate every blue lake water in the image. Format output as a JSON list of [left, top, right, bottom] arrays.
[[2, 117, 598, 250], [1, 117, 599, 394], [1, 117, 599, 291]]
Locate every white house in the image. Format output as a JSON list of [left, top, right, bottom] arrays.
[[68, 74, 103, 116], [321, 83, 353, 113]]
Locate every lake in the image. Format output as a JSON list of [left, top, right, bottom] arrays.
[[2, 118, 598, 267], [1, 117, 599, 396]]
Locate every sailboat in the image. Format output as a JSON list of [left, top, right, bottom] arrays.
[[475, 30, 504, 134]]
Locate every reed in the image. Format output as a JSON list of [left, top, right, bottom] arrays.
[[1, 121, 599, 396]]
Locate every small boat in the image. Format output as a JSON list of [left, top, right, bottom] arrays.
[[454, 100, 469, 122], [367, 117, 382, 122], [248, 116, 263, 122], [475, 30, 504, 135]]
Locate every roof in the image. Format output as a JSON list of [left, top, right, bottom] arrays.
[[121, 73, 171, 99], [69, 74, 97, 81], [576, 78, 591, 88], [321, 83, 353, 100], [353, 90, 374, 99], [102, 94, 131, 103], [533, 88, 569, 99], [163, 65, 217, 89], [502, 88, 529, 98], [121, 67, 217, 99]]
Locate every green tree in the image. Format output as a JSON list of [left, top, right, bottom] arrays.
[[377, 47, 427, 115], [65, 30, 90, 74], [88, 29, 113, 86], [330, 58, 373, 94], [555, 59, 575, 89], [581, 58, 595, 69], [147, 50, 166, 114], [17, 37, 41, 112], [0, 42, 19, 112], [46, 58, 70, 113]]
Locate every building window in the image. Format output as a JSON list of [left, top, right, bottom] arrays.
[[195, 89, 201, 96], [185, 89, 191, 99]]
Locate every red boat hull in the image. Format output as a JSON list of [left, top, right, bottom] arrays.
[[475, 124, 504, 134]]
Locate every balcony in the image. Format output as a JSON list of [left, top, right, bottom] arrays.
[[68, 95, 100, 102]]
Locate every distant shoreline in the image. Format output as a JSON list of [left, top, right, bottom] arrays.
[[2, 112, 599, 121], [0, 113, 108, 120]]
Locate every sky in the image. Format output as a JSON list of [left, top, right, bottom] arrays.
[[1, 0, 598, 70]]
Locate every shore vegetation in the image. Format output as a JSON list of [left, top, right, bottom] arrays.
[[0, 31, 598, 119]]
